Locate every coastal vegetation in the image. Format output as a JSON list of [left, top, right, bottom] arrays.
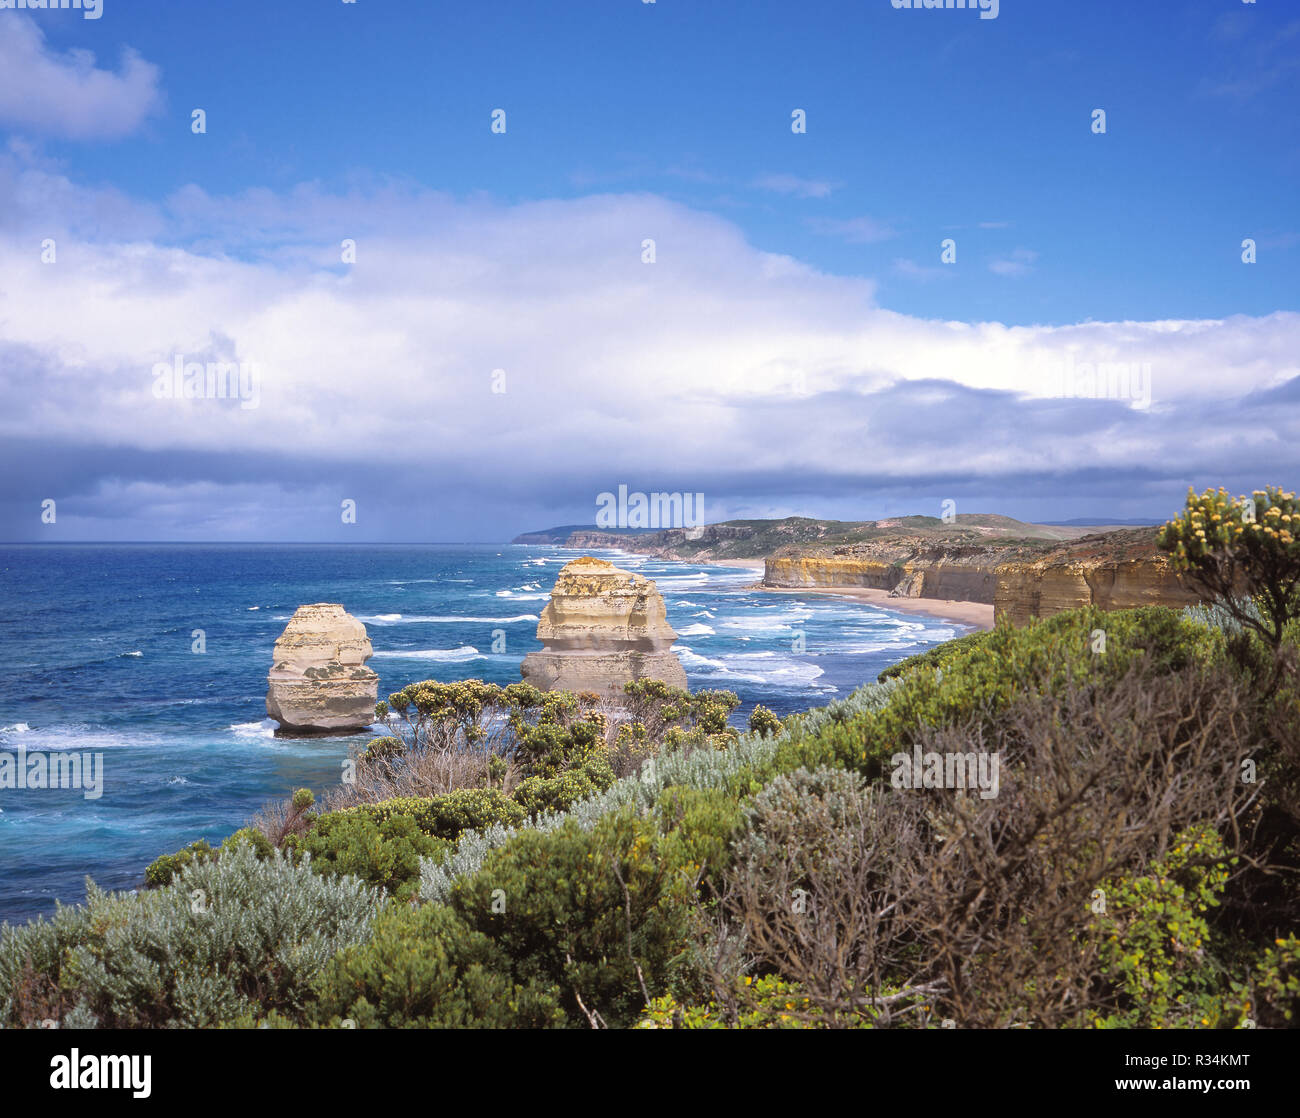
[[2, 487, 1298, 1029]]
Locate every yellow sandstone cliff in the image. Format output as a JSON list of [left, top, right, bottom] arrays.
[[763, 529, 1205, 624]]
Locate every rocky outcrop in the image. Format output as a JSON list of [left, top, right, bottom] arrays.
[[266, 603, 379, 735], [520, 556, 688, 698]]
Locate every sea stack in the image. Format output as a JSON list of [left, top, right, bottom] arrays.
[[265, 603, 380, 735], [521, 556, 688, 699]]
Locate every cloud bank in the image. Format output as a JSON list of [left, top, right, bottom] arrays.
[[0, 150, 1296, 540]]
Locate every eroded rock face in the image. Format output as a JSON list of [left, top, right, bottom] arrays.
[[266, 603, 379, 735], [763, 528, 1209, 624], [521, 557, 688, 698], [762, 554, 1000, 603], [993, 556, 1201, 626]]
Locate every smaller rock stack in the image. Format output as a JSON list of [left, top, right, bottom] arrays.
[[521, 556, 688, 698], [266, 603, 379, 735]]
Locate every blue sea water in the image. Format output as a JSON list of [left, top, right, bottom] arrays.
[[0, 543, 971, 924]]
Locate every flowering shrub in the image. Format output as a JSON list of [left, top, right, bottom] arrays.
[[746, 704, 782, 737], [1226, 935, 1300, 1029], [638, 975, 853, 1029], [1086, 825, 1234, 1029], [1159, 485, 1300, 645]]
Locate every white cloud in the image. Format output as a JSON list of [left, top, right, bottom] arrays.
[[0, 153, 1296, 537], [988, 247, 1039, 276], [805, 215, 897, 244], [892, 257, 949, 282], [0, 17, 162, 140], [752, 173, 838, 199]]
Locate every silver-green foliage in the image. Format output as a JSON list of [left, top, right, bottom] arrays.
[[418, 678, 900, 903], [1182, 598, 1264, 636], [0, 680, 900, 1026], [0, 846, 379, 1028]]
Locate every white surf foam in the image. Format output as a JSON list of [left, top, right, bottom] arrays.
[[362, 614, 537, 624], [371, 646, 482, 662], [229, 720, 277, 739]]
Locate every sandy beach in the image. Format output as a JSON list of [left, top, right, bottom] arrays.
[[762, 584, 995, 630], [698, 556, 994, 629]]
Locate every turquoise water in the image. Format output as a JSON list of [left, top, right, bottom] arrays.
[[0, 543, 969, 923]]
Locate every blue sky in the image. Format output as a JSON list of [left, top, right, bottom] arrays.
[[1, 0, 1297, 539]]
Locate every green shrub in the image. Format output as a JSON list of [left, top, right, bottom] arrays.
[[287, 813, 442, 901], [312, 902, 563, 1028], [639, 975, 851, 1029], [622, 680, 740, 750], [342, 789, 527, 842], [445, 805, 711, 1027], [747, 704, 782, 737], [1160, 485, 1300, 646], [382, 678, 602, 762], [361, 737, 404, 765], [144, 838, 216, 888], [221, 827, 274, 860], [767, 606, 1225, 781], [1226, 935, 1300, 1029], [876, 630, 990, 682], [514, 714, 606, 778], [511, 756, 615, 818], [1086, 825, 1234, 1029], [0, 846, 379, 1028]]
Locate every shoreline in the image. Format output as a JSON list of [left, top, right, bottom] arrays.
[[760, 584, 995, 630], [593, 548, 994, 631], [696, 555, 993, 629]]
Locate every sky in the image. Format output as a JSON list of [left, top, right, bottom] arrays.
[[0, 0, 1297, 541]]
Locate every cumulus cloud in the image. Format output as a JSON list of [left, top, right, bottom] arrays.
[[805, 215, 897, 244], [988, 247, 1039, 277], [752, 173, 838, 199], [0, 18, 162, 140], [892, 257, 949, 282], [0, 152, 1296, 539]]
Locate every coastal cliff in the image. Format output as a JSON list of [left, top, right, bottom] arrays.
[[520, 556, 688, 697], [993, 534, 1202, 625], [514, 514, 1126, 563], [763, 528, 1204, 623], [763, 552, 1002, 603], [515, 515, 1203, 624]]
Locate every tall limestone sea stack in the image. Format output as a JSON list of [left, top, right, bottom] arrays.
[[521, 556, 688, 698], [265, 603, 379, 735]]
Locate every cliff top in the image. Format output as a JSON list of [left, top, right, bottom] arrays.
[[512, 515, 1158, 564]]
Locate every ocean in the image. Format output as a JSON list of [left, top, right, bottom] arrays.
[[0, 543, 969, 924]]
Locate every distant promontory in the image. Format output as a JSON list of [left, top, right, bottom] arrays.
[[511, 514, 1203, 624]]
